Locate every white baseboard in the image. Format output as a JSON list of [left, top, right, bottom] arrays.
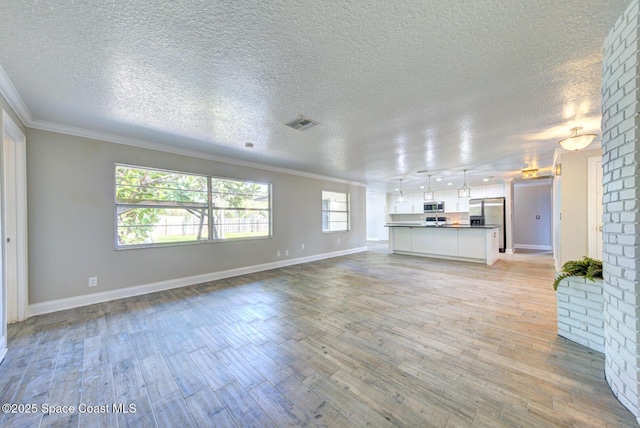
[[513, 244, 552, 251], [29, 246, 368, 317], [505, 248, 515, 254]]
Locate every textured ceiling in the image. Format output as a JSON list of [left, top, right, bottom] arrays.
[[0, 0, 630, 192]]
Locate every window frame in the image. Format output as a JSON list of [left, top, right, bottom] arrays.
[[115, 164, 272, 249], [321, 190, 350, 233]]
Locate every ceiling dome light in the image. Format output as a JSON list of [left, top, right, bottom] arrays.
[[558, 127, 596, 151]]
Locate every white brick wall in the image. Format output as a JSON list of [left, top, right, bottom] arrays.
[[602, 0, 640, 421], [557, 277, 605, 353]]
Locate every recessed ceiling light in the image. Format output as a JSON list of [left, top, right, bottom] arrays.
[[436, 178, 442, 182], [420, 185, 424, 189], [245, 142, 254, 148], [483, 178, 489, 182], [394, 188, 399, 191], [447, 182, 453, 186]]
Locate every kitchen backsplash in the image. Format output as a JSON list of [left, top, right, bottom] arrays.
[[388, 212, 470, 224]]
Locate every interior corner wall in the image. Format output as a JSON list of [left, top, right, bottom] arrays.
[[558, 148, 602, 266], [26, 128, 367, 306], [601, 0, 640, 420]]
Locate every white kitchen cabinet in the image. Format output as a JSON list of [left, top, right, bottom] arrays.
[[470, 186, 487, 199], [387, 226, 499, 265], [458, 228, 486, 259], [434, 190, 446, 203], [392, 227, 412, 251], [442, 189, 470, 212], [443, 189, 458, 212], [485, 183, 505, 197], [470, 183, 505, 199], [432, 228, 458, 256], [392, 192, 424, 213], [457, 197, 469, 212], [411, 228, 430, 253], [394, 199, 411, 213], [410, 192, 425, 213]]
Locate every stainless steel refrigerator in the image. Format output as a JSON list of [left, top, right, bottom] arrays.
[[469, 197, 506, 252]]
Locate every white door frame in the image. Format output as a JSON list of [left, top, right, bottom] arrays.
[[587, 156, 603, 260], [2, 110, 28, 325]]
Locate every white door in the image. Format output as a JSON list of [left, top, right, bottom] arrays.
[[588, 157, 603, 260], [1, 111, 28, 350]]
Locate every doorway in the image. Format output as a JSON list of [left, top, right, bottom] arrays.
[[588, 157, 603, 260], [512, 179, 553, 252], [1, 110, 28, 362]]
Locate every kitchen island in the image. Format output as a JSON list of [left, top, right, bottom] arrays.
[[385, 223, 500, 265]]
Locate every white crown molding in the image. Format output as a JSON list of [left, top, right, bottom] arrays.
[[28, 246, 368, 316], [29, 119, 366, 187], [0, 65, 32, 126], [0, 64, 365, 187]]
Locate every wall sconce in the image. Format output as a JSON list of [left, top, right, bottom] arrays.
[[555, 163, 562, 176], [558, 127, 596, 151], [522, 169, 539, 179]]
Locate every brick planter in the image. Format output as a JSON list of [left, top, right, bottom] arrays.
[[556, 276, 604, 353]]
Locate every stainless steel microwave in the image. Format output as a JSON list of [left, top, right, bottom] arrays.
[[424, 201, 445, 212]]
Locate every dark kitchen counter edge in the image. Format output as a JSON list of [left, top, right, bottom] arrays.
[[384, 224, 499, 229]]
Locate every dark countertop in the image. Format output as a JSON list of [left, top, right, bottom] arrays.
[[385, 223, 499, 229]]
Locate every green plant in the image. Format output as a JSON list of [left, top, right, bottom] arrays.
[[553, 256, 603, 290]]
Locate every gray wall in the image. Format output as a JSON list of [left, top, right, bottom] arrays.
[[513, 182, 552, 249], [26, 128, 366, 304]]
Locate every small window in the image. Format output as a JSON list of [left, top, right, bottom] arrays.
[[322, 191, 349, 232], [116, 165, 271, 248]]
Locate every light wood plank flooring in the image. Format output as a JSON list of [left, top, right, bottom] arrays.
[[1, 246, 636, 427]]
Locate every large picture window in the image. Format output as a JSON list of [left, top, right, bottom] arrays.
[[116, 165, 271, 247], [322, 190, 349, 232]]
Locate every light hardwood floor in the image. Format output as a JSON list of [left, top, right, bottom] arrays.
[[1, 245, 636, 427]]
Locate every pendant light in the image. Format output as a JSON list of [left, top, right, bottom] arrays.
[[558, 127, 596, 151], [424, 175, 435, 201], [395, 179, 406, 202], [458, 169, 470, 198]]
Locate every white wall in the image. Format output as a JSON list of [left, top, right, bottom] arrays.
[[365, 191, 388, 241], [601, 0, 640, 419], [558, 148, 602, 266], [26, 128, 367, 306], [513, 181, 552, 250]]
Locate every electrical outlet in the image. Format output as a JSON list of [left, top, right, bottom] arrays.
[[301, 243, 305, 250], [277, 251, 281, 257], [285, 250, 289, 256], [88, 276, 98, 287]]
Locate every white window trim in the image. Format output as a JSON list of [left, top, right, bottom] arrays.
[[115, 164, 272, 249], [322, 190, 350, 233]]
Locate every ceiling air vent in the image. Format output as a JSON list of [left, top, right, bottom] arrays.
[[285, 115, 319, 131]]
